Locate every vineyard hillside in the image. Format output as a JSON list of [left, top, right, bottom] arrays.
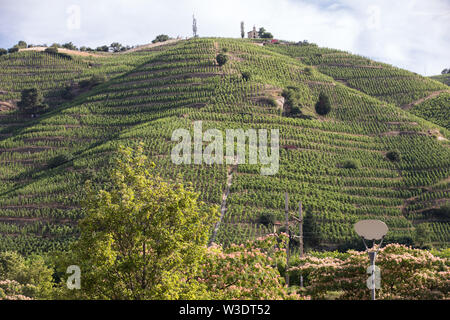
[[0, 38, 448, 255]]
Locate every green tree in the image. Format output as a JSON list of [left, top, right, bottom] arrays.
[[216, 53, 228, 66], [96, 45, 109, 52], [315, 92, 331, 116], [292, 244, 449, 299], [0, 48, 7, 56], [17, 88, 47, 114], [45, 46, 58, 54], [17, 41, 27, 49], [152, 35, 170, 43], [62, 143, 219, 299], [413, 223, 431, 248], [0, 252, 54, 299], [8, 46, 19, 53], [62, 42, 77, 50], [240, 21, 245, 39], [110, 42, 122, 52]]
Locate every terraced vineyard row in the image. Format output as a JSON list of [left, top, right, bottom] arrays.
[[0, 38, 448, 255]]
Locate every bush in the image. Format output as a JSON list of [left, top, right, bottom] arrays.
[[17, 88, 46, 114], [241, 71, 251, 81], [340, 159, 360, 169], [216, 53, 228, 66], [79, 75, 107, 88], [62, 42, 77, 50], [282, 87, 303, 117], [386, 150, 401, 162], [47, 154, 72, 169], [315, 92, 331, 115], [152, 34, 170, 43], [45, 47, 58, 54], [0, 48, 7, 56], [8, 47, 19, 54], [258, 212, 276, 227], [17, 41, 27, 49], [96, 45, 109, 52]]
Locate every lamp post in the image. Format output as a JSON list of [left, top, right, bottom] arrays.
[[354, 220, 388, 300]]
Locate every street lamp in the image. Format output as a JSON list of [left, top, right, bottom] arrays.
[[354, 219, 388, 300]]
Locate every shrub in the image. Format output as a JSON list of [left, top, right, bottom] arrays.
[[47, 154, 72, 169], [257, 212, 276, 226], [96, 45, 109, 52], [241, 71, 251, 81], [79, 75, 107, 88], [8, 47, 19, 54], [216, 53, 228, 66], [386, 150, 401, 162], [17, 41, 27, 49], [152, 34, 170, 43], [62, 42, 77, 50], [340, 159, 360, 169], [44, 47, 58, 54], [315, 92, 331, 115], [0, 48, 7, 56], [17, 88, 45, 114]]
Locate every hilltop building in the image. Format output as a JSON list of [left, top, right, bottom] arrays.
[[247, 26, 258, 39]]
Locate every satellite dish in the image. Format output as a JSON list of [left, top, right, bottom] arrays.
[[354, 220, 388, 240]]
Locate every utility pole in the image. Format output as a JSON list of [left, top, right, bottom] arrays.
[[284, 192, 290, 286]]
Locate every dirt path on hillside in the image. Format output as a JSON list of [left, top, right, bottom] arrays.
[[20, 47, 103, 57], [401, 89, 450, 110], [125, 39, 182, 53], [208, 156, 238, 246]]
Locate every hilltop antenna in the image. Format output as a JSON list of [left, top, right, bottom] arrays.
[[192, 14, 198, 38]]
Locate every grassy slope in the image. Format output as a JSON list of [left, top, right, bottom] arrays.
[[0, 38, 448, 255]]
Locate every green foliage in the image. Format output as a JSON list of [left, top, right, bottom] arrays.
[[0, 251, 54, 299], [44, 46, 58, 54], [79, 74, 107, 88], [152, 34, 170, 43], [96, 45, 109, 52], [241, 71, 251, 81], [0, 48, 7, 56], [291, 244, 450, 299], [409, 92, 450, 130], [17, 41, 27, 49], [110, 42, 123, 52], [413, 223, 432, 248], [17, 87, 47, 114], [47, 153, 72, 169], [62, 42, 77, 50], [282, 87, 304, 117], [386, 150, 401, 162], [257, 212, 276, 226], [62, 143, 219, 299], [315, 92, 331, 115], [8, 47, 19, 53], [258, 27, 273, 39], [340, 159, 360, 169], [216, 53, 228, 66]]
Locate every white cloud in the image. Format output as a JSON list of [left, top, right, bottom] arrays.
[[0, 0, 448, 75]]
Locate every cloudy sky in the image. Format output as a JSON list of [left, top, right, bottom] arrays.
[[0, 0, 448, 75]]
